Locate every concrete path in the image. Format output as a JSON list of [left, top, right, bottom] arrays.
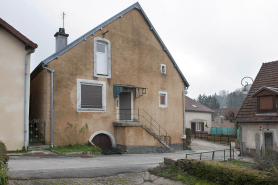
[[8, 139, 246, 180]]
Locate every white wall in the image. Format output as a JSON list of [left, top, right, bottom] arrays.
[[185, 111, 212, 134]]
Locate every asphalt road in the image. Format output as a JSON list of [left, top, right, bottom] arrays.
[[8, 140, 239, 180]]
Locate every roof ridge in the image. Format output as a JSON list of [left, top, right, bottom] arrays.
[[39, 2, 189, 87]]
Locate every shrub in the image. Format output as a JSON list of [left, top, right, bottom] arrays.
[[185, 128, 191, 149], [164, 158, 278, 185], [0, 141, 9, 185], [254, 149, 278, 172]]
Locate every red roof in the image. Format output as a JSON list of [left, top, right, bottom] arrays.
[[185, 96, 214, 113], [0, 18, 37, 49], [236, 61, 278, 121]]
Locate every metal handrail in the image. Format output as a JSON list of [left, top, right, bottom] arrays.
[[116, 108, 171, 145]]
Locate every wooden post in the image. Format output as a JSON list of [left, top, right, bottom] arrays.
[[220, 135, 222, 143], [228, 135, 230, 143], [214, 135, 215, 142]]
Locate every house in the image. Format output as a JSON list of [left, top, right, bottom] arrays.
[[0, 18, 37, 150], [184, 96, 214, 134], [30, 3, 189, 153], [236, 61, 278, 156], [212, 107, 239, 128]]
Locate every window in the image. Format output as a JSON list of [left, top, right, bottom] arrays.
[[159, 91, 167, 108], [260, 96, 273, 110], [94, 37, 111, 78], [221, 118, 224, 124], [215, 118, 218, 123], [197, 122, 204, 131], [161, 64, 166, 75], [77, 79, 106, 112]]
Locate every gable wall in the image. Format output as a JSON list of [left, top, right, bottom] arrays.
[[0, 27, 31, 150], [44, 9, 185, 146]]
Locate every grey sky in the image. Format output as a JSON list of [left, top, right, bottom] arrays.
[[1, 0, 278, 99]]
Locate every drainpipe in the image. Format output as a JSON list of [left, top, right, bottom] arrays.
[[24, 49, 35, 151], [42, 63, 54, 148], [235, 121, 243, 157], [183, 87, 188, 150]]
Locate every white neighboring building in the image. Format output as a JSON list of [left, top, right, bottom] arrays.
[[185, 96, 214, 134]]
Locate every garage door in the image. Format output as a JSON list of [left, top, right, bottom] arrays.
[[92, 134, 112, 149]]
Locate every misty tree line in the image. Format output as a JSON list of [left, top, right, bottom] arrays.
[[196, 89, 245, 109]]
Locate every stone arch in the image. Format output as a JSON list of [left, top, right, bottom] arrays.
[[89, 130, 116, 148]]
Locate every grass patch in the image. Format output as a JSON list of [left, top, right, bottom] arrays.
[[7, 147, 28, 153], [49, 144, 102, 154], [149, 165, 217, 185], [223, 159, 254, 168]]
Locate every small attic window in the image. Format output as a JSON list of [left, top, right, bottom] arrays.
[[161, 64, 166, 75], [191, 104, 197, 108], [260, 96, 273, 110], [252, 87, 278, 114]]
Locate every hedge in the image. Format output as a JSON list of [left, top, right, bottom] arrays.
[[164, 158, 278, 185], [0, 141, 9, 185]]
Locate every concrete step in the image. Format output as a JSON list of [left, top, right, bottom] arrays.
[[29, 145, 50, 151]]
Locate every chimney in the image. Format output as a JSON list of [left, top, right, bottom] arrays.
[[54, 28, 69, 52]]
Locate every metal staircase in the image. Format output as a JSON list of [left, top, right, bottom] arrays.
[[117, 109, 172, 149]]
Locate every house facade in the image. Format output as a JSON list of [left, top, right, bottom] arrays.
[[0, 18, 37, 150], [184, 96, 214, 134], [212, 107, 239, 128], [236, 61, 278, 156], [30, 3, 189, 153]]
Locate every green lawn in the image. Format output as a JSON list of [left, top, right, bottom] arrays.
[[50, 144, 102, 154], [149, 165, 217, 185]]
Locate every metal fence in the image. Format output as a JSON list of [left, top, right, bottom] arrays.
[[210, 127, 237, 135], [29, 119, 45, 145], [186, 149, 235, 161]]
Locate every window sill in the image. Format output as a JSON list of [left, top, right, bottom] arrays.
[[256, 112, 278, 116], [159, 105, 167, 108], [94, 74, 111, 79], [77, 108, 106, 112]]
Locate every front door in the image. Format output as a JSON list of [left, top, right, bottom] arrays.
[[265, 133, 273, 150], [191, 122, 196, 134], [119, 92, 132, 120]]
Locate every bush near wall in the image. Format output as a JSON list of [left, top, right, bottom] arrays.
[[0, 141, 9, 185], [164, 158, 278, 185]]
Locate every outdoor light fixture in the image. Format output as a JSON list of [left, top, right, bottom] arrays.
[[241, 76, 253, 95]]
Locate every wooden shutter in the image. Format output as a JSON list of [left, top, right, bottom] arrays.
[[201, 122, 204, 131], [81, 84, 102, 108], [96, 43, 108, 75], [160, 94, 165, 105], [260, 96, 273, 110]]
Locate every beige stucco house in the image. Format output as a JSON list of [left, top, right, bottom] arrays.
[[0, 18, 37, 150], [212, 107, 239, 128], [184, 96, 214, 134], [30, 3, 189, 153], [236, 61, 278, 156]]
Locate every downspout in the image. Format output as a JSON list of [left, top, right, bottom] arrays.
[[24, 49, 35, 150], [183, 87, 188, 150], [42, 63, 54, 148], [235, 121, 243, 157]]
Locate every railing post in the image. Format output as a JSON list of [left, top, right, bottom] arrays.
[[200, 153, 202, 161], [212, 151, 215, 160], [186, 154, 188, 158], [228, 135, 230, 143], [159, 126, 160, 137], [230, 142, 231, 160], [126, 109, 127, 124], [224, 150, 225, 162], [138, 109, 140, 121], [214, 135, 215, 142], [44, 122, 46, 145], [233, 149, 234, 159], [150, 117, 152, 130], [220, 135, 222, 143]]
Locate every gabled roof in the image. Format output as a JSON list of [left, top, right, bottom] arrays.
[[0, 18, 38, 49], [213, 107, 240, 118], [184, 96, 214, 113], [236, 61, 278, 121], [40, 2, 189, 87], [252, 86, 278, 97]]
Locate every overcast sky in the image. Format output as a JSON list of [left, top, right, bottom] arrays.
[[1, 0, 278, 99]]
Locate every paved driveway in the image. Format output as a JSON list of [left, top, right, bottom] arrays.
[[8, 139, 238, 180]]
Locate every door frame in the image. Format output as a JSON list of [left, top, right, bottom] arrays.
[[116, 89, 133, 121]]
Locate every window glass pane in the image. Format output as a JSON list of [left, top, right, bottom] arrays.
[[97, 43, 105, 53], [260, 96, 273, 110], [160, 94, 166, 105], [81, 84, 102, 108]]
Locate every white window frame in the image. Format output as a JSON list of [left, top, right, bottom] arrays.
[[94, 37, 111, 78], [159, 91, 167, 108], [197, 122, 201, 131], [215, 118, 218, 123], [77, 79, 106, 112], [161, 64, 166, 75]]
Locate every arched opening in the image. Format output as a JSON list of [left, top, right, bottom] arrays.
[[92, 134, 112, 149], [89, 130, 116, 149]]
